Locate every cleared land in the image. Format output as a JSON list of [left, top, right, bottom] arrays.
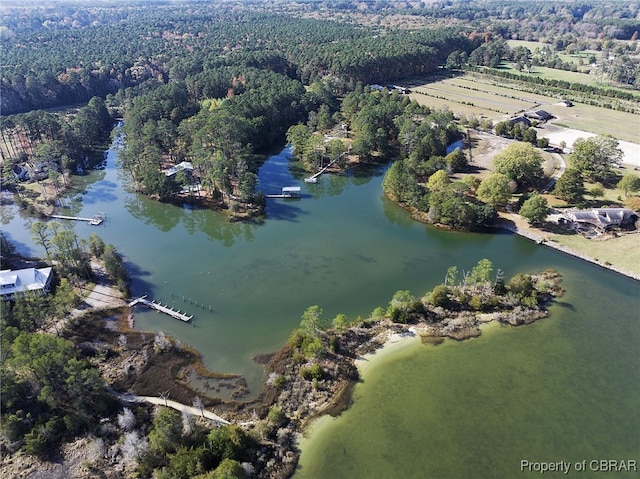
[[548, 233, 640, 277], [506, 40, 599, 73], [404, 72, 640, 145]]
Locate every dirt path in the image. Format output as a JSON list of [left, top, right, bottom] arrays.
[[108, 388, 231, 425], [48, 262, 127, 334]]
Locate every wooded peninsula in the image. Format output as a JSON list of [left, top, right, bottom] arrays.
[[1, 1, 638, 478]]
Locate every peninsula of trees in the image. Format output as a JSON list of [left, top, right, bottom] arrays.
[[1, 1, 638, 477]]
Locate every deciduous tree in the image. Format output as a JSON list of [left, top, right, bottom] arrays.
[[493, 142, 544, 188], [617, 173, 640, 196], [571, 135, 623, 181], [554, 168, 585, 204], [476, 173, 511, 206], [519, 193, 549, 225]]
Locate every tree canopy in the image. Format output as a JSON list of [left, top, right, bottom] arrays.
[[493, 142, 545, 188], [476, 173, 512, 206], [570, 135, 623, 181], [519, 193, 549, 225]]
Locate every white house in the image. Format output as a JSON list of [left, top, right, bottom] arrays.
[[165, 161, 194, 177], [0, 267, 54, 300]]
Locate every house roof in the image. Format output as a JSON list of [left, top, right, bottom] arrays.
[[165, 161, 194, 177], [525, 110, 551, 120], [510, 116, 531, 126], [567, 208, 636, 229], [0, 267, 53, 298]]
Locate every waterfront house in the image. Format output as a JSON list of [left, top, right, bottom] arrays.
[[0, 267, 54, 300], [165, 161, 194, 177], [566, 208, 637, 230]]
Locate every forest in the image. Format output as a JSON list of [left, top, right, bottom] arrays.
[[4, 1, 637, 217], [1, 1, 639, 478]]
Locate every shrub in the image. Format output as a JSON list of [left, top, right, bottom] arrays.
[[300, 364, 324, 381], [267, 407, 287, 426], [469, 295, 483, 311], [272, 375, 286, 390], [429, 285, 450, 307]]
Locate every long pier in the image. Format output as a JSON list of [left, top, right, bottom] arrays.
[[50, 212, 105, 226], [304, 154, 344, 183], [128, 295, 193, 322]]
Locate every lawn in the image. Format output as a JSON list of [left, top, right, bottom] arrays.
[[548, 232, 640, 277], [506, 39, 598, 72], [542, 102, 640, 143]]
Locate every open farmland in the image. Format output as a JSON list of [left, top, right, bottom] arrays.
[[406, 72, 561, 121], [403, 72, 640, 145], [410, 78, 535, 116]]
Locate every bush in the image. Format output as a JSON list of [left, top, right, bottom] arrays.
[[300, 364, 324, 381], [429, 285, 450, 307], [267, 407, 287, 426], [469, 295, 483, 311], [272, 375, 286, 390]]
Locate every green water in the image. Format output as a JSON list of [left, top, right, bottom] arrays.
[[3, 129, 638, 476], [296, 268, 639, 478]]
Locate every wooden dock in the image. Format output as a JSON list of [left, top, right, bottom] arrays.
[[128, 295, 193, 322], [50, 212, 106, 226], [304, 154, 343, 183], [265, 193, 301, 198]]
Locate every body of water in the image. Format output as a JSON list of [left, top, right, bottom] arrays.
[[2, 127, 638, 475]]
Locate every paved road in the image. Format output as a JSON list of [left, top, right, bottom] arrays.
[[543, 152, 566, 193]]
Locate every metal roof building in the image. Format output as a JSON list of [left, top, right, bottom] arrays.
[[0, 267, 54, 300]]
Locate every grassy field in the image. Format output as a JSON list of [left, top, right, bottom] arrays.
[[548, 232, 640, 277], [413, 82, 533, 115], [404, 71, 640, 143], [506, 39, 598, 72], [541, 102, 640, 143]]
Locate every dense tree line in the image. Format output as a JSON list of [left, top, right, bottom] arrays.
[[360, 90, 501, 230], [0, 97, 114, 203], [1, 4, 475, 115], [468, 66, 640, 102]]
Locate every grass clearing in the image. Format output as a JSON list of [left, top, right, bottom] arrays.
[[404, 71, 640, 144], [542, 102, 640, 142], [414, 82, 533, 115], [549, 233, 640, 277]]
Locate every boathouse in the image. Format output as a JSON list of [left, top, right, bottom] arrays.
[[282, 186, 301, 197]]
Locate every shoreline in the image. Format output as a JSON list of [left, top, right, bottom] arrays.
[[496, 221, 640, 282]]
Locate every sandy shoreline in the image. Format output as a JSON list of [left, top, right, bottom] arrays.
[[298, 330, 422, 449], [354, 329, 421, 375]]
